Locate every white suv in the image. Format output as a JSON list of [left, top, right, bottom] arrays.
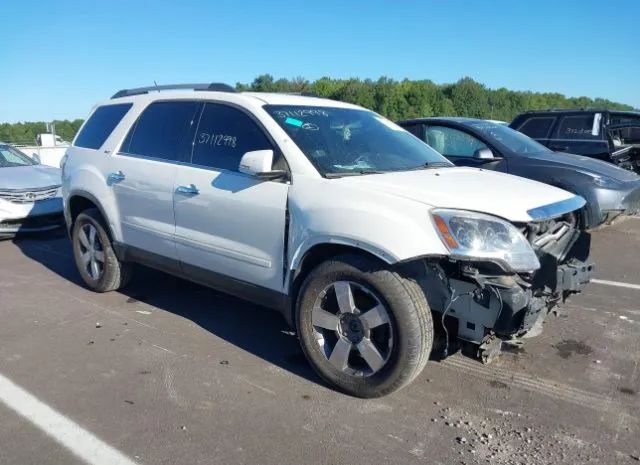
[[62, 83, 593, 397]]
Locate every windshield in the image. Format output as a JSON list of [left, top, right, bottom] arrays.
[[468, 121, 552, 155], [265, 105, 451, 176], [0, 144, 36, 167]]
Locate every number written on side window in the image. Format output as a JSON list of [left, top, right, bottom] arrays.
[[198, 132, 237, 148], [191, 104, 272, 171]]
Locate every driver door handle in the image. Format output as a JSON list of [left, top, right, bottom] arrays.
[[107, 171, 125, 183], [176, 184, 200, 195]]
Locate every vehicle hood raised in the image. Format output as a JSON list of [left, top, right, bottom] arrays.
[[335, 167, 581, 223], [523, 151, 640, 182], [0, 165, 62, 190]]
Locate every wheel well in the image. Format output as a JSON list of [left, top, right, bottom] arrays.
[[69, 195, 98, 225], [288, 243, 388, 325]]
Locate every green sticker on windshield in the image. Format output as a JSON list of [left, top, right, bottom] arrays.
[[285, 117, 303, 127]]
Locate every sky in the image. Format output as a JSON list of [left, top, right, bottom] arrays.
[[1, 0, 638, 122]]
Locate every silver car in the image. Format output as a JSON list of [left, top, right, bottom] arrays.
[[0, 143, 64, 238]]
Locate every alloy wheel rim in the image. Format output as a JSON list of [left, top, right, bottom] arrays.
[[78, 223, 105, 280], [312, 280, 393, 377]]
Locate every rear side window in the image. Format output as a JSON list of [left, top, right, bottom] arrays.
[[191, 103, 272, 171], [74, 104, 132, 150], [555, 115, 600, 140], [121, 101, 200, 161], [517, 117, 555, 139]]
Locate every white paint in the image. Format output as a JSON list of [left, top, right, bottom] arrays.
[[591, 278, 640, 291], [0, 372, 137, 465]]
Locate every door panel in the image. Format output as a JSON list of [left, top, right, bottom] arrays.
[[109, 100, 201, 259], [109, 155, 177, 258], [173, 101, 289, 292], [174, 166, 289, 291]]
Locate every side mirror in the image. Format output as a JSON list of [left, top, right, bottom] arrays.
[[238, 149, 287, 180], [473, 147, 495, 160]]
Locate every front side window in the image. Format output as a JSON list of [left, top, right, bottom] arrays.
[[265, 105, 450, 176], [0, 144, 36, 167], [555, 115, 600, 140], [424, 126, 486, 157], [191, 103, 273, 171], [121, 101, 200, 161], [468, 121, 551, 155], [517, 117, 555, 139], [74, 103, 132, 150]]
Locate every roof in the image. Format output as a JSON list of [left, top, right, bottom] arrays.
[[240, 92, 360, 108], [520, 108, 640, 116], [397, 116, 486, 125], [107, 83, 360, 110]]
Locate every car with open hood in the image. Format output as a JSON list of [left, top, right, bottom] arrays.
[[397, 117, 640, 228], [0, 142, 64, 238], [62, 84, 594, 397]]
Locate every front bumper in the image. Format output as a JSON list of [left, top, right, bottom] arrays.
[[0, 197, 64, 237], [593, 179, 640, 225]]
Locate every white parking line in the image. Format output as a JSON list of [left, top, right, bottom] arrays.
[[0, 372, 138, 465], [591, 278, 640, 291]]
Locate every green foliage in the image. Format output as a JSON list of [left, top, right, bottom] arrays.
[[239, 74, 636, 121], [2, 76, 635, 142], [0, 119, 83, 145]]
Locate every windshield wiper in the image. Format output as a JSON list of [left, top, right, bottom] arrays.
[[406, 161, 453, 171], [325, 169, 385, 178]]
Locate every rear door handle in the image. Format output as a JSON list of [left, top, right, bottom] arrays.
[[550, 146, 569, 152], [107, 171, 125, 183], [176, 184, 200, 195]]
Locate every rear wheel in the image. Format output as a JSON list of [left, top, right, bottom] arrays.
[[72, 208, 132, 292], [296, 253, 433, 398]]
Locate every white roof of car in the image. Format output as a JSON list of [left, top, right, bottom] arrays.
[[106, 90, 362, 110]]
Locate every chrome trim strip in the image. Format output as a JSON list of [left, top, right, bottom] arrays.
[[527, 196, 586, 220]]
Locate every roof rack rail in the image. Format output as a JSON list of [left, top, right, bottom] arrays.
[[111, 83, 237, 99]]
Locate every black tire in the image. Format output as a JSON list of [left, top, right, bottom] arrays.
[[72, 208, 132, 292], [295, 253, 433, 398]]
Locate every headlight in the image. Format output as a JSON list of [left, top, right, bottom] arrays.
[[431, 209, 540, 272]]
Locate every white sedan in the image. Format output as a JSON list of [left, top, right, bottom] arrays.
[[0, 143, 64, 238]]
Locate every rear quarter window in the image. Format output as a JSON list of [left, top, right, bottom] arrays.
[[74, 103, 133, 150], [517, 117, 556, 139]]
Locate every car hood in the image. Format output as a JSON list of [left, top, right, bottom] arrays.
[[336, 167, 582, 223], [0, 165, 62, 190], [525, 151, 640, 182]]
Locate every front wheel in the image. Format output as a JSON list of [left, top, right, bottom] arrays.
[[296, 253, 433, 398], [72, 208, 132, 292]]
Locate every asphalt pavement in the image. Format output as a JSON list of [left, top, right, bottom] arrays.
[[0, 218, 638, 465]]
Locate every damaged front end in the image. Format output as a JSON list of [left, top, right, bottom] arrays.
[[422, 207, 594, 363]]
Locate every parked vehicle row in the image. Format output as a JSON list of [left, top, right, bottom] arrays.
[[3, 83, 637, 397], [397, 118, 640, 228], [60, 84, 595, 397]]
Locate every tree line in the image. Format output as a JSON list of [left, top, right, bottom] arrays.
[[2, 76, 635, 143], [0, 119, 83, 145]]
